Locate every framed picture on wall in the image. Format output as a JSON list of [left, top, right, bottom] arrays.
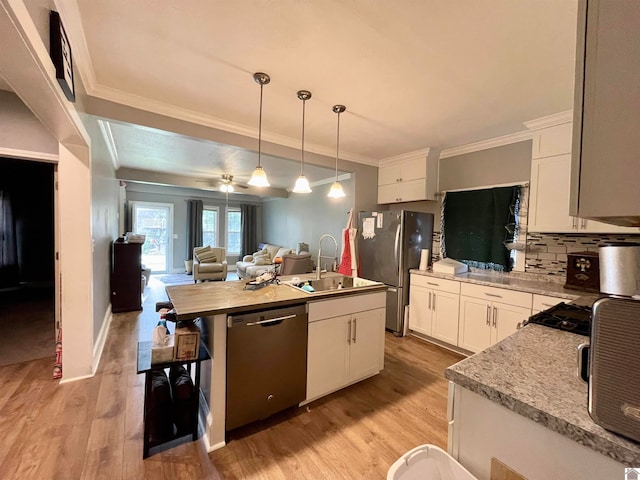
[[49, 11, 75, 102]]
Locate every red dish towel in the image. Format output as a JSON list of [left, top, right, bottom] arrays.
[[338, 227, 352, 276]]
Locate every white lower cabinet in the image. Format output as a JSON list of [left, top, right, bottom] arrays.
[[458, 284, 532, 354], [409, 274, 460, 345], [449, 384, 624, 480], [305, 292, 385, 403]]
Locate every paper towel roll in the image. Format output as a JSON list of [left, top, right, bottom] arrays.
[[419, 249, 430, 270]]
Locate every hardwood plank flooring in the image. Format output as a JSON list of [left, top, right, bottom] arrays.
[[0, 276, 463, 479]]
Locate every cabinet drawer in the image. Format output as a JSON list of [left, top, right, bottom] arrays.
[[460, 283, 532, 308], [308, 292, 386, 322], [411, 274, 460, 294], [532, 294, 572, 313]]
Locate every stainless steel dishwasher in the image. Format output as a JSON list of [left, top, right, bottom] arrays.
[[226, 303, 308, 431]]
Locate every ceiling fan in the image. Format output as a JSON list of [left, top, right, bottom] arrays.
[[217, 174, 248, 193]]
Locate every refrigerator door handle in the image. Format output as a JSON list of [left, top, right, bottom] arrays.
[[394, 223, 401, 275]]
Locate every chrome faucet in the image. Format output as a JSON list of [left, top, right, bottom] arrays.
[[317, 234, 338, 279]]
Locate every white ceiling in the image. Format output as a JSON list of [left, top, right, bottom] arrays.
[[61, 1, 578, 192]]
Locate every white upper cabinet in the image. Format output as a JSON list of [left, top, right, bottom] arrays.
[[527, 120, 640, 234], [571, 0, 640, 227], [377, 149, 439, 204]]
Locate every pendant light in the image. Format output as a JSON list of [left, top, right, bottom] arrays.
[[292, 90, 312, 193], [328, 104, 346, 198], [248, 72, 271, 187]]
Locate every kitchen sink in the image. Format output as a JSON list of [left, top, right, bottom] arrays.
[[285, 275, 381, 293]]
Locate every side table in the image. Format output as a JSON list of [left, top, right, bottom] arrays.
[[136, 340, 210, 458]]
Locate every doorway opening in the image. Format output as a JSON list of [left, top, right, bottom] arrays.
[[0, 158, 55, 367], [130, 201, 174, 273]]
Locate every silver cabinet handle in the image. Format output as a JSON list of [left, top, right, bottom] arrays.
[[486, 305, 491, 326], [426, 282, 440, 286], [484, 293, 502, 298], [353, 318, 357, 343], [581, 218, 587, 229], [492, 306, 497, 327], [432, 293, 436, 311], [428, 291, 432, 310], [347, 319, 351, 344], [572, 217, 578, 229]]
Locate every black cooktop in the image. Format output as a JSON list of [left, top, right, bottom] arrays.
[[524, 302, 592, 336]]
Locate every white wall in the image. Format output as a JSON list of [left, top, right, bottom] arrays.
[[0, 90, 58, 154]]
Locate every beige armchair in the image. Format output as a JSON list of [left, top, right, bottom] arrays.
[[193, 246, 227, 282]]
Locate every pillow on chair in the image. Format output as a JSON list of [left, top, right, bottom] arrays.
[[194, 245, 210, 257], [196, 250, 218, 263]]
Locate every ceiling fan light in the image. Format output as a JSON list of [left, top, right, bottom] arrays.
[[248, 165, 270, 187], [328, 181, 346, 198], [220, 183, 234, 193], [293, 174, 312, 193]]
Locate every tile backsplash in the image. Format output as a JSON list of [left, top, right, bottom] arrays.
[[525, 232, 640, 278], [431, 231, 640, 280]]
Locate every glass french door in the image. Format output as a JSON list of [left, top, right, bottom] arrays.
[[131, 201, 173, 273]]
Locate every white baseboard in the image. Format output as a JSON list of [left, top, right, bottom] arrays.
[[92, 304, 113, 374], [59, 372, 95, 384]]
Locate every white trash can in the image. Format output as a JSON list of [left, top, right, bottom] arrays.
[[387, 444, 477, 480]]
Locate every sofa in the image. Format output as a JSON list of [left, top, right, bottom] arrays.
[[193, 246, 227, 282], [280, 253, 314, 275], [236, 244, 293, 279]]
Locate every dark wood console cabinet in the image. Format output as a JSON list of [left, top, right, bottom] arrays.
[[111, 241, 142, 313]]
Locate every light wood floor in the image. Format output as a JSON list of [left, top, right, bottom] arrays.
[[0, 277, 464, 479]]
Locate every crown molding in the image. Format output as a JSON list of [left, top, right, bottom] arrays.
[[86, 84, 378, 167], [52, 1, 380, 168], [0, 147, 58, 162], [523, 110, 573, 130], [379, 148, 432, 165], [440, 129, 533, 159], [96, 119, 119, 170]]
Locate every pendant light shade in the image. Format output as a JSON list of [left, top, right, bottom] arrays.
[[292, 90, 312, 193], [328, 104, 346, 198], [248, 72, 271, 187]]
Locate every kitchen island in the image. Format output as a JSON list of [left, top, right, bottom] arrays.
[[445, 322, 640, 479], [165, 274, 387, 452]]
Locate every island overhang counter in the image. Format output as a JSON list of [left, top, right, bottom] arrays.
[[165, 275, 387, 452]]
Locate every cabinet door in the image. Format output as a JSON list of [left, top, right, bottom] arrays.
[[400, 157, 427, 181], [378, 183, 399, 204], [409, 285, 432, 336], [306, 315, 350, 401], [579, 218, 640, 234], [528, 154, 576, 233], [378, 164, 401, 186], [574, 0, 640, 221], [492, 302, 531, 344], [431, 290, 460, 346], [532, 123, 573, 159], [399, 178, 426, 202], [458, 296, 492, 353], [349, 308, 385, 382]]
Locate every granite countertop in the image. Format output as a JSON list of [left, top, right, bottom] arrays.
[[165, 273, 386, 320], [445, 324, 640, 464], [410, 269, 585, 299]]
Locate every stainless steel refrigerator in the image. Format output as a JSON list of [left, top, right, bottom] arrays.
[[357, 210, 434, 335]]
